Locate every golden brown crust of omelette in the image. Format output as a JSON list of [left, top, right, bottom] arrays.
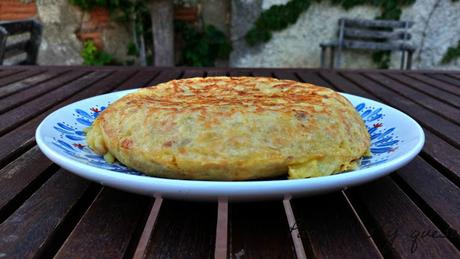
[[86, 77, 370, 180]]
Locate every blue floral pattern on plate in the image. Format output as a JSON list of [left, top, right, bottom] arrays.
[[51, 102, 399, 177]]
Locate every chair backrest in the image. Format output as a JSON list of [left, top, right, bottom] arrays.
[[0, 20, 42, 65], [337, 18, 414, 51]]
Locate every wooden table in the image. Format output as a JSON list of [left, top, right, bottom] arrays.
[[0, 66, 459, 258]]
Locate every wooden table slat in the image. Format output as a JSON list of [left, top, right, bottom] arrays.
[[133, 197, 163, 259], [429, 74, 460, 87], [0, 146, 53, 220], [0, 170, 92, 258], [250, 70, 273, 77], [182, 69, 204, 78], [405, 73, 460, 96], [0, 71, 113, 136], [0, 70, 138, 166], [144, 201, 217, 259], [292, 192, 383, 259], [0, 70, 67, 99], [319, 70, 375, 98], [0, 69, 24, 79], [206, 70, 229, 77], [229, 202, 295, 258], [273, 71, 298, 81], [395, 157, 460, 244], [228, 70, 251, 76], [296, 70, 334, 87], [55, 188, 151, 259], [447, 73, 460, 81], [339, 71, 460, 148], [348, 177, 460, 258], [0, 69, 44, 87], [0, 70, 88, 114], [422, 130, 460, 183], [113, 70, 161, 91], [384, 72, 460, 109], [364, 72, 460, 125], [145, 69, 184, 87]]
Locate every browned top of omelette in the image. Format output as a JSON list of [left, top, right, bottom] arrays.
[[86, 77, 370, 180]]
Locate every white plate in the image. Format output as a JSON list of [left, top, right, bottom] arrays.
[[36, 89, 424, 201]]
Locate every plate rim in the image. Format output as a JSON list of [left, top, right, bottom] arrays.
[[35, 90, 425, 200]]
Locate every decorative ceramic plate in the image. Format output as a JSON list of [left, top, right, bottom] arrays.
[[36, 89, 424, 201]]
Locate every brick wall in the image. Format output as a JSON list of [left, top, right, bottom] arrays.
[[0, 0, 37, 20], [76, 7, 110, 49]]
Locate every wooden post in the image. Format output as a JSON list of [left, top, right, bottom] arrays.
[[149, 0, 174, 66], [0, 27, 7, 65]]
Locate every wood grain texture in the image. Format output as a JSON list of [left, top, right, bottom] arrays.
[[144, 200, 217, 259], [0, 70, 138, 166], [296, 70, 334, 88], [395, 157, 460, 242], [291, 192, 382, 259], [429, 74, 460, 87], [215, 200, 228, 259], [133, 197, 163, 259], [405, 73, 460, 96], [339, 71, 460, 148], [0, 170, 91, 258], [422, 131, 460, 183], [206, 70, 228, 77], [114, 70, 160, 91], [447, 73, 460, 82], [55, 188, 151, 259], [348, 177, 460, 258], [250, 70, 273, 77], [229, 202, 295, 258], [364, 72, 460, 125], [0, 70, 64, 99], [273, 71, 299, 81], [0, 146, 53, 217], [182, 69, 204, 78], [146, 69, 183, 86], [0, 71, 112, 136], [0, 69, 23, 78], [384, 72, 460, 109], [229, 70, 251, 77], [0, 70, 87, 113], [0, 69, 44, 87]]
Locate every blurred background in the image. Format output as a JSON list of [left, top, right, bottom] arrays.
[[0, 0, 459, 69]]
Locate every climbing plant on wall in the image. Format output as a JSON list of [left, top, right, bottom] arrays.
[[440, 0, 460, 64], [245, 0, 416, 68], [69, 0, 231, 66], [441, 40, 460, 64]]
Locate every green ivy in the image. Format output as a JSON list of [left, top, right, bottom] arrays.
[[441, 40, 460, 64], [175, 21, 232, 67], [245, 0, 415, 68], [70, 1, 231, 66], [69, 0, 139, 25], [81, 40, 115, 65]]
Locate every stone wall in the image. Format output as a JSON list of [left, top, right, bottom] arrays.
[[35, 0, 131, 65], [36, 0, 83, 65], [230, 0, 460, 69]]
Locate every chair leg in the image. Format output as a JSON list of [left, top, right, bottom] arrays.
[[330, 47, 335, 69], [406, 51, 413, 70], [400, 50, 406, 70], [320, 47, 326, 68], [335, 47, 341, 69]]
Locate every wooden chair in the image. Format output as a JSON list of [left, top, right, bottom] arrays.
[[320, 18, 415, 69], [0, 20, 42, 65]]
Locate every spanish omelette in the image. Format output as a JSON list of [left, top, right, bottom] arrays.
[[86, 77, 370, 180]]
